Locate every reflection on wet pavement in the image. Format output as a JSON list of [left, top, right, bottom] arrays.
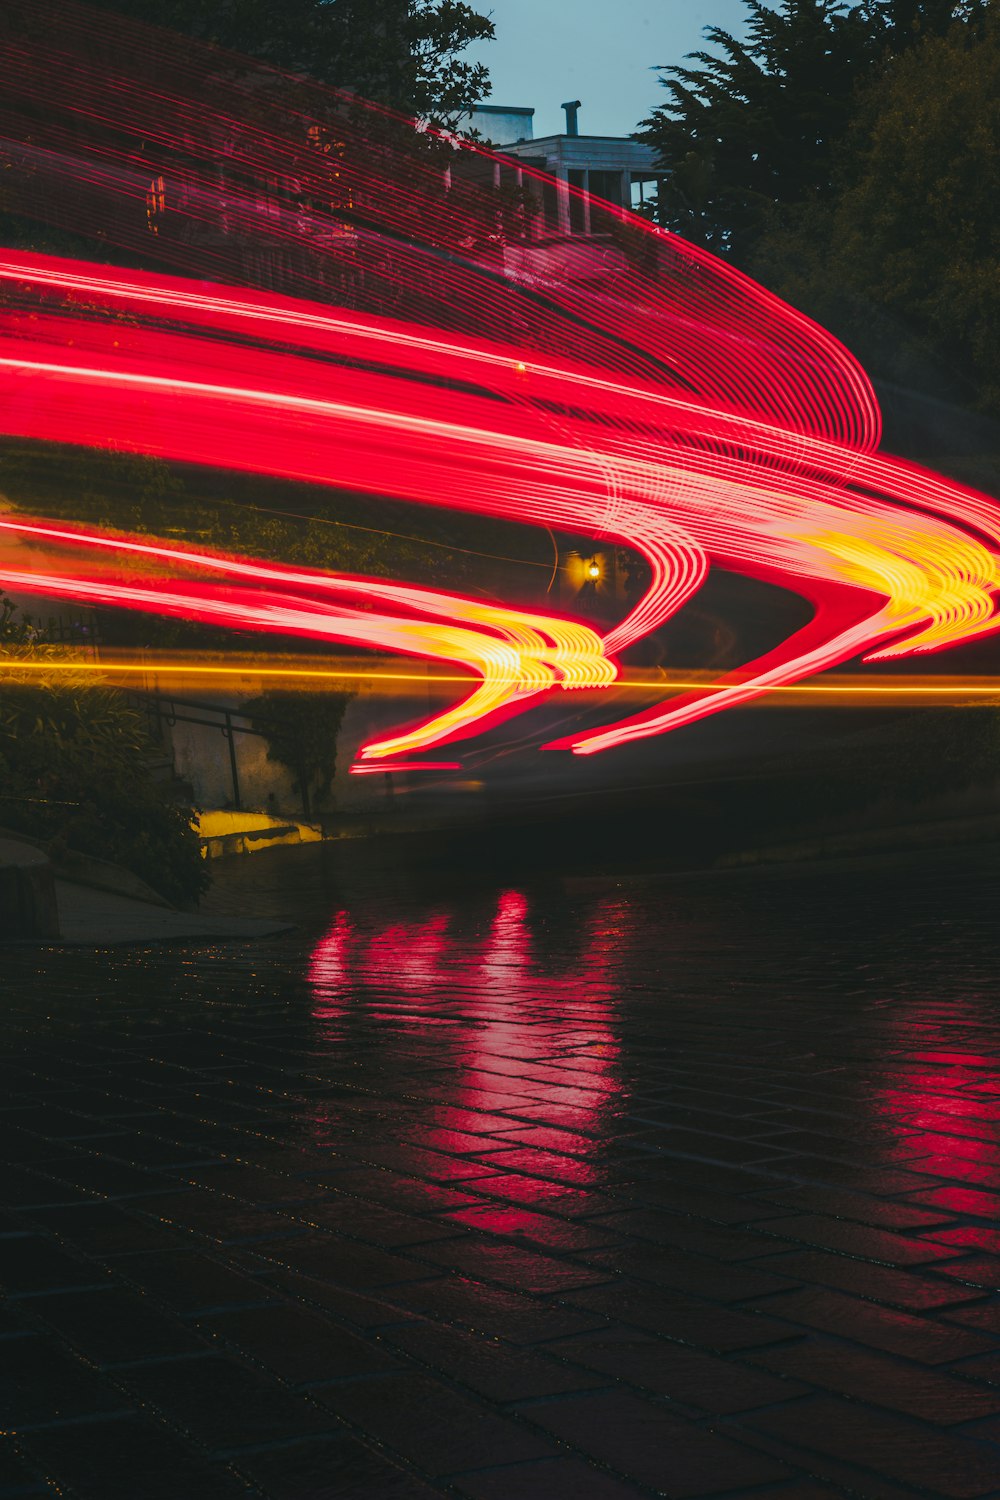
[[2, 848, 1000, 1497]]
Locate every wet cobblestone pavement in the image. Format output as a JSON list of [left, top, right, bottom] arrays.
[[3, 846, 1000, 1498]]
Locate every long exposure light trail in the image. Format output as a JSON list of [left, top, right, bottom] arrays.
[[2, 655, 999, 707], [0, 0, 998, 765]]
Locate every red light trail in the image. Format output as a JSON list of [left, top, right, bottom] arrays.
[[0, 0, 998, 765]]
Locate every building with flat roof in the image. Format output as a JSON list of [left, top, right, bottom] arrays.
[[461, 103, 535, 146], [459, 99, 662, 231]]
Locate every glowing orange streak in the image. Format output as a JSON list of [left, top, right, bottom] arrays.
[[0, 508, 615, 758], [2, 655, 998, 703], [1, 311, 997, 756]]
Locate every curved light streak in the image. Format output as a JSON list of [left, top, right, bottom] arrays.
[[0, 0, 997, 765]]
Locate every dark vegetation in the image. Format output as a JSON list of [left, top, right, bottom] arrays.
[[242, 691, 354, 817], [638, 1, 1000, 417], [91, 0, 494, 123], [0, 594, 209, 905]]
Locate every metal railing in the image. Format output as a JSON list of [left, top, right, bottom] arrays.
[[126, 690, 272, 812]]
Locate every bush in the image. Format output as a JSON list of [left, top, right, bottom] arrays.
[[242, 689, 354, 818], [0, 595, 209, 906]]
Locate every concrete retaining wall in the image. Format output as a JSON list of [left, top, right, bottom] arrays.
[[0, 837, 60, 939]]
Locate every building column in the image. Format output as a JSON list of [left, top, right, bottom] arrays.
[[556, 167, 571, 235]]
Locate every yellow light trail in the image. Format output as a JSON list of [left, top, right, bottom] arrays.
[[1, 655, 999, 703]]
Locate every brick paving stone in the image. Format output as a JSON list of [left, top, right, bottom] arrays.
[[743, 1286, 997, 1364], [0, 1236, 105, 1296], [903, 1155, 1000, 1187], [720, 1485, 850, 1500], [17, 1416, 252, 1500], [411, 1238, 613, 1295], [907, 1186, 1000, 1220], [236, 1435, 444, 1499], [28, 1287, 206, 1366], [902, 1135, 1000, 1169], [99, 1134, 218, 1168], [945, 1306, 1000, 1336], [383, 1321, 603, 1402], [119, 1354, 336, 1453], [604, 1180, 783, 1225], [749, 1214, 965, 1266], [199, 1302, 399, 1385], [45, 1154, 176, 1199], [583, 1209, 777, 1262], [112, 1248, 276, 1314], [622, 1126, 794, 1167], [285, 1195, 462, 1249], [304, 1167, 485, 1214], [748, 1338, 1000, 1423], [135, 1189, 305, 1244], [516, 1388, 791, 1494], [0, 1164, 92, 1211], [384, 1274, 607, 1345], [927, 1226, 1000, 1255], [927, 1254, 1000, 1290], [754, 1248, 987, 1311], [429, 1107, 534, 1138], [7, 850, 1000, 1498], [455, 1171, 616, 1213], [0, 1437, 51, 1494], [751, 1185, 956, 1231], [261, 1267, 417, 1334], [954, 1353, 1000, 1386], [440, 1203, 619, 1253], [451, 1455, 648, 1498], [0, 1106, 116, 1142], [577, 1244, 796, 1302], [547, 1331, 809, 1413], [372, 1146, 499, 1185], [186, 1164, 333, 1204], [313, 1371, 557, 1475], [254, 1231, 437, 1289], [727, 1421, 971, 1500], [743, 1394, 1000, 1497], [490, 1126, 607, 1155], [761, 1163, 937, 1196], [564, 1282, 797, 1353], [1, 1126, 95, 1166], [25, 1200, 184, 1256], [0, 1334, 128, 1429], [899, 1112, 999, 1143], [406, 1128, 525, 1159]]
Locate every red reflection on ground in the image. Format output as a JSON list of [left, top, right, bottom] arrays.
[[308, 889, 625, 1199], [869, 1047, 1000, 1210]]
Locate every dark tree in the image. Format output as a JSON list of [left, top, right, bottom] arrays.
[[759, 5, 1000, 414], [0, 594, 209, 906], [243, 690, 354, 816], [635, 0, 978, 261], [91, 0, 494, 120]]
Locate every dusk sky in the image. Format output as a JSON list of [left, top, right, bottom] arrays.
[[467, 0, 750, 140]]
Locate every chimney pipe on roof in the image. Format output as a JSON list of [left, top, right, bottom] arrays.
[[561, 100, 581, 137]]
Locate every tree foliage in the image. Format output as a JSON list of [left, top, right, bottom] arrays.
[[0, 593, 209, 905], [636, 1, 978, 259], [243, 689, 354, 816], [92, 0, 494, 120], [798, 8, 1000, 410], [637, 0, 999, 414]]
